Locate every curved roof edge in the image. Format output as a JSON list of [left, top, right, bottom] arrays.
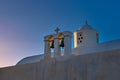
[[78, 21, 98, 32], [16, 54, 44, 65]]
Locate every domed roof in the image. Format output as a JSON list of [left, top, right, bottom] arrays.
[[79, 21, 97, 32], [16, 54, 44, 65]]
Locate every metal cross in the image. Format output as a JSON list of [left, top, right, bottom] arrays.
[[54, 27, 60, 34]]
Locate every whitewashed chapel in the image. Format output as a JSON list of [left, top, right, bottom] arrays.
[[0, 21, 120, 80], [17, 21, 120, 65]]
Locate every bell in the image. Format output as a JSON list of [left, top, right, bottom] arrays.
[[59, 38, 64, 47], [50, 40, 54, 48]]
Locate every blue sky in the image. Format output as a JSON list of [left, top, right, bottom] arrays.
[[0, 0, 120, 67]]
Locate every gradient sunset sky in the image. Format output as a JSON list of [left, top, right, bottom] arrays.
[[0, 0, 120, 67]]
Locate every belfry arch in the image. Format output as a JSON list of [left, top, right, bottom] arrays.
[[58, 33, 64, 47], [48, 35, 54, 49], [44, 28, 72, 59], [58, 33, 64, 56]]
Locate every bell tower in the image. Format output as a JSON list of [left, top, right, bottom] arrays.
[[74, 21, 99, 48], [44, 28, 72, 59]]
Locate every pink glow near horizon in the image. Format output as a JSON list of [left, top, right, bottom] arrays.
[[0, 34, 41, 66]]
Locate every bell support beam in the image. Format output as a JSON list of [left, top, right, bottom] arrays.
[[64, 31, 72, 55], [44, 38, 51, 59], [54, 35, 61, 57]]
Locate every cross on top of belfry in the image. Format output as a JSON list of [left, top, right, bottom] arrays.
[[54, 27, 60, 34]]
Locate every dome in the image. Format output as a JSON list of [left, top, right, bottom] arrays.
[[79, 21, 97, 32], [16, 54, 44, 65]]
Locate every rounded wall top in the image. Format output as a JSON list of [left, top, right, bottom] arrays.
[[61, 31, 72, 35], [17, 54, 44, 65], [78, 21, 98, 32]]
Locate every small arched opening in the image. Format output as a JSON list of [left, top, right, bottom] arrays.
[[48, 35, 54, 55], [58, 33, 64, 56]]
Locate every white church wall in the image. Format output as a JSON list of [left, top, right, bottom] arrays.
[[74, 31, 77, 48], [16, 51, 65, 65], [1, 49, 120, 80], [17, 39, 120, 65], [72, 39, 120, 55], [79, 30, 98, 47]]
